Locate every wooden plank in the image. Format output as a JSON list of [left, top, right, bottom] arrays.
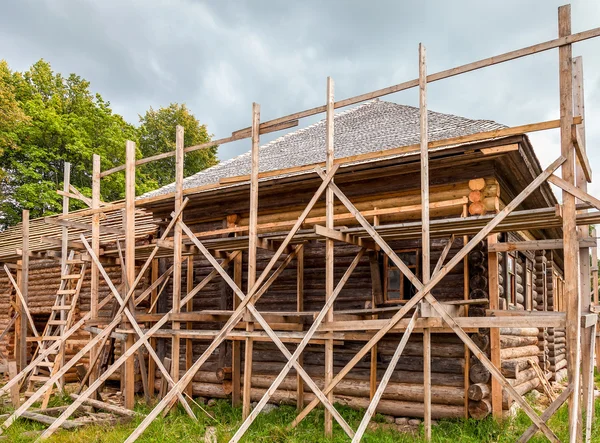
[[232, 251, 242, 407], [549, 174, 600, 212], [352, 311, 418, 442], [292, 156, 565, 428], [90, 154, 101, 393], [324, 76, 335, 438], [418, 43, 432, 441], [19, 211, 29, 371], [296, 244, 304, 411], [148, 258, 158, 397], [487, 234, 502, 419], [8, 361, 19, 408], [243, 103, 260, 420], [124, 140, 136, 410], [70, 394, 140, 417], [171, 126, 184, 394], [489, 237, 596, 252], [572, 124, 592, 182], [573, 54, 595, 443], [314, 225, 377, 250], [558, 6, 582, 442], [44, 218, 125, 236], [480, 144, 519, 155], [185, 256, 194, 397]]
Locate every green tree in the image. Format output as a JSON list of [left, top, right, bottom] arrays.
[[138, 103, 218, 189], [0, 60, 218, 228]]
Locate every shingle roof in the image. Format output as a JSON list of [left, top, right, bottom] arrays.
[[141, 99, 506, 198]]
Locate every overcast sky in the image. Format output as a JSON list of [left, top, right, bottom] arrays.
[[1, 0, 600, 195]]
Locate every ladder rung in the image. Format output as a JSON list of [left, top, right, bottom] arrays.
[[66, 260, 83, 265], [24, 391, 36, 397], [57, 289, 77, 295], [61, 274, 81, 280], [29, 375, 50, 382], [51, 305, 72, 311], [36, 361, 54, 367], [48, 320, 67, 326]]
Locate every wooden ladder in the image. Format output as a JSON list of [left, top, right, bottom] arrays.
[[25, 252, 87, 408]]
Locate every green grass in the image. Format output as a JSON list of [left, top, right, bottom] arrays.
[[1, 392, 599, 443]]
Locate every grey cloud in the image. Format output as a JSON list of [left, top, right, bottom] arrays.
[[0, 0, 599, 193]]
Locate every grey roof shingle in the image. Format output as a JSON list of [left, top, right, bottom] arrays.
[[142, 99, 506, 198]]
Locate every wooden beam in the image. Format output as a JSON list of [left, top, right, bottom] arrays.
[[44, 216, 125, 236], [549, 174, 600, 212], [221, 118, 579, 186], [314, 225, 377, 250], [123, 140, 136, 410], [558, 6, 582, 442], [172, 126, 184, 395], [90, 154, 101, 394], [324, 76, 335, 438], [418, 43, 432, 442], [296, 244, 304, 411], [243, 102, 260, 420], [572, 124, 592, 182], [185, 256, 194, 398], [18, 211, 29, 371], [488, 237, 596, 252], [232, 251, 242, 407]]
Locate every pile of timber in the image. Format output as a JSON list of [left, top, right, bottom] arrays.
[[547, 329, 567, 381], [500, 328, 541, 410], [467, 328, 542, 418]]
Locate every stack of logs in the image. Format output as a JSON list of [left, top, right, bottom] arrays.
[[468, 329, 541, 417], [468, 178, 500, 216]]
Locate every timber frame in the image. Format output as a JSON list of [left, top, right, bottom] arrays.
[[0, 4, 599, 442]]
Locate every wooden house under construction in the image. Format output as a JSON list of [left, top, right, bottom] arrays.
[[0, 5, 598, 442]]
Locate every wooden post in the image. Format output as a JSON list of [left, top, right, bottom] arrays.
[[18, 210, 29, 371], [124, 140, 136, 409], [148, 259, 158, 396], [369, 212, 381, 400], [185, 256, 194, 397], [243, 103, 260, 419], [232, 251, 242, 407], [462, 204, 470, 419], [172, 126, 184, 389], [419, 43, 432, 441], [324, 76, 335, 438], [296, 244, 304, 410], [90, 154, 101, 391], [487, 234, 502, 419], [558, 6, 581, 442], [573, 56, 594, 443]]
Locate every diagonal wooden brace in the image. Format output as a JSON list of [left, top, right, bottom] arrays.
[[424, 292, 559, 442], [230, 249, 366, 442], [181, 222, 355, 438], [292, 156, 566, 428], [36, 253, 237, 441], [351, 309, 419, 442], [518, 384, 573, 442]]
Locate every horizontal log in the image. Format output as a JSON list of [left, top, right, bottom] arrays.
[[467, 383, 490, 401], [468, 399, 491, 419], [500, 345, 540, 360]]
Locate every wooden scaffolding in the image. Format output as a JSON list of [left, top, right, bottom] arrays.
[[1, 4, 600, 442]]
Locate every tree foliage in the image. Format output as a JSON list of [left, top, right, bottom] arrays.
[[0, 59, 218, 228], [138, 103, 218, 189]]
